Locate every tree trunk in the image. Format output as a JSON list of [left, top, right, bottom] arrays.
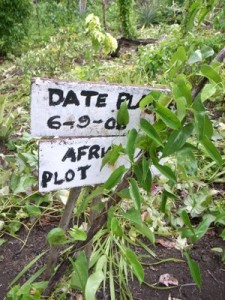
[[102, 0, 107, 30], [79, 0, 87, 14]]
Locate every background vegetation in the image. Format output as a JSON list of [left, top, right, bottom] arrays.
[[0, 0, 224, 299]]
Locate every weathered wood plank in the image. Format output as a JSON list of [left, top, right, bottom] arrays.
[[31, 78, 169, 137], [39, 136, 131, 192]]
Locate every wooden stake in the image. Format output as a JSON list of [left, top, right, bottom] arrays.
[[43, 187, 81, 280]]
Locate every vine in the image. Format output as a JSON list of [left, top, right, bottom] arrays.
[[117, 0, 135, 38]]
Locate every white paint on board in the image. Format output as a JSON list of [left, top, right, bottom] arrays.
[[31, 78, 169, 137], [39, 136, 133, 192]]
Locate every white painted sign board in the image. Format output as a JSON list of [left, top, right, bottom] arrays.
[[39, 136, 133, 192], [31, 78, 169, 137]]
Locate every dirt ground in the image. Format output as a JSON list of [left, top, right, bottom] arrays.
[[1, 224, 225, 300]]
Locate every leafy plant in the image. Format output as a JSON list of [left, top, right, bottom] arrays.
[[0, 95, 16, 141], [0, 0, 32, 54], [85, 14, 118, 56]]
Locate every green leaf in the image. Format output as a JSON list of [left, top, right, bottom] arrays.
[[201, 45, 214, 59], [188, 49, 202, 64], [173, 76, 192, 107], [95, 255, 107, 272], [134, 223, 155, 244], [140, 118, 163, 146], [111, 217, 123, 237], [153, 162, 177, 184], [123, 248, 144, 284], [78, 186, 104, 214], [101, 144, 124, 170], [126, 128, 138, 162], [201, 83, 217, 102], [220, 229, 225, 240], [177, 147, 198, 176], [129, 178, 141, 211], [188, 46, 214, 65], [163, 123, 194, 156], [69, 227, 87, 241], [139, 94, 154, 109], [123, 208, 142, 224], [180, 211, 195, 235], [184, 252, 201, 289], [204, 115, 213, 139], [133, 162, 152, 193], [200, 136, 223, 166], [104, 165, 126, 190], [170, 46, 187, 66], [117, 101, 129, 126], [195, 215, 215, 240], [70, 251, 88, 292], [200, 65, 222, 84], [155, 102, 181, 130], [186, 1, 201, 32], [193, 98, 205, 140], [47, 227, 67, 245], [160, 190, 177, 213], [85, 271, 104, 300], [26, 205, 41, 217]]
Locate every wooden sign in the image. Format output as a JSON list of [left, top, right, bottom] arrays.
[[31, 78, 169, 137], [39, 136, 133, 192]]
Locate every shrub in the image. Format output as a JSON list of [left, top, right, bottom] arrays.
[[0, 0, 32, 55]]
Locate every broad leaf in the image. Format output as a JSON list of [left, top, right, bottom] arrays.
[[139, 94, 154, 109], [180, 211, 195, 235], [69, 227, 87, 241], [153, 162, 177, 184], [201, 83, 217, 102], [163, 123, 194, 157], [201, 136, 223, 166], [70, 252, 88, 292], [173, 76, 192, 108], [184, 252, 201, 289], [123, 208, 142, 224], [140, 118, 163, 146], [104, 165, 126, 190], [85, 271, 104, 300], [134, 161, 152, 193], [195, 215, 215, 241], [47, 228, 67, 245], [117, 101, 129, 126], [160, 190, 177, 213], [155, 102, 181, 130], [200, 65, 222, 84], [111, 217, 123, 237], [101, 144, 124, 170], [134, 223, 155, 244], [129, 178, 141, 211], [126, 128, 138, 162], [123, 248, 144, 284]]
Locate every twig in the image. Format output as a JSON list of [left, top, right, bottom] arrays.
[[43, 187, 81, 281]]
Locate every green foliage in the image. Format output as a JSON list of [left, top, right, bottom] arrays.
[[0, 95, 16, 141], [117, 0, 135, 37], [137, 2, 182, 27], [85, 14, 118, 56], [0, 0, 32, 54], [1, 1, 225, 298], [181, 0, 216, 36]]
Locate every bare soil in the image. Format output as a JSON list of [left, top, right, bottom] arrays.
[[1, 225, 225, 300]]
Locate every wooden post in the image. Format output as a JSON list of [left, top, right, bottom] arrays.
[[43, 187, 81, 280]]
